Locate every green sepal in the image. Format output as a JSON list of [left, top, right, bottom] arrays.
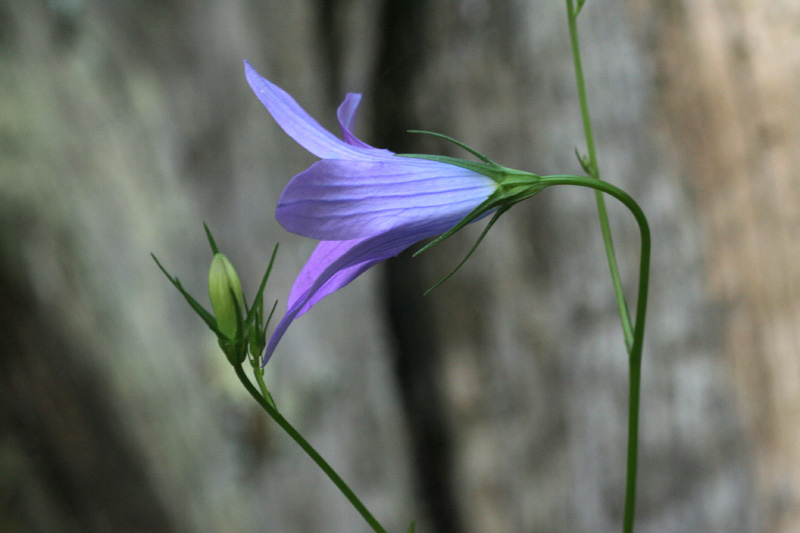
[[405, 156, 546, 293], [413, 195, 499, 257], [406, 520, 416, 533], [397, 152, 503, 183], [246, 243, 280, 360], [203, 222, 220, 255], [423, 206, 508, 296], [401, 130, 547, 292], [397, 130, 509, 183], [406, 130, 498, 165], [227, 285, 248, 365], [152, 253, 221, 335], [412, 170, 545, 259]]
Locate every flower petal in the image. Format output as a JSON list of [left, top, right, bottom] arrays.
[[245, 61, 386, 160], [263, 217, 465, 363], [276, 158, 497, 240], [336, 93, 379, 150]]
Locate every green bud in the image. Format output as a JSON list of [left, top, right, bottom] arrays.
[[208, 253, 245, 340]]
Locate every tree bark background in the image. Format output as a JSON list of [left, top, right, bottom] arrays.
[[0, 0, 794, 531]]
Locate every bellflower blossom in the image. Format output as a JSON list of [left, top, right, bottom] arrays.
[[244, 61, 501, 362]]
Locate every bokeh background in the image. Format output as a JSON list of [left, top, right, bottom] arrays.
[[2, 0, 799, 531]]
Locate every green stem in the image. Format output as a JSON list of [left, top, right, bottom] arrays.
[[566, 0, 634, 351], [233, 364, 387, 533], [251, 360, 277, 409], [542, 174, 649, 533]]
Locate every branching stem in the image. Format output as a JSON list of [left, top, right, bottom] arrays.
[[566, 0, 634, 351]]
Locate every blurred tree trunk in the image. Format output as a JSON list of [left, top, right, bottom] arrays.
[[1, 0, 797, 531], [650, 1, 800, 530]]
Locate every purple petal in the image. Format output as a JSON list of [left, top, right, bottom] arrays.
[[276, 158, 497, 240], [337, 93, 376, 150], [244, 61, 387, 160], [287, 239, 373, 313], [263, 217, 464, 363]]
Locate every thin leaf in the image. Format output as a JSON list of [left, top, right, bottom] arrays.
[[574, 147, 594, 176]]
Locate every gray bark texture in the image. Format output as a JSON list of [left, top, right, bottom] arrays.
[[1, 0, 795, 531]]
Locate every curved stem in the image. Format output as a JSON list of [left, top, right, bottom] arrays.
[[233, 365, 387, 533], [542, 174, 650, 533], [565, 0, 634, 351]]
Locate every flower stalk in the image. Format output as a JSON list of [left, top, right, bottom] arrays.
[[542, 175, 648, 533]]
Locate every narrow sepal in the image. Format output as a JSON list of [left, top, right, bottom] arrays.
[[247, 244, 281, 360], [396, 153, 501, 183], [412, 196, 499, 257], [203, 222, 220, 255], [423, 207, 508, 296], [246, 243, 279, 326], [407, 130, 498, 165], [152, 253, 220, 333], [230, 288, 248, 365]]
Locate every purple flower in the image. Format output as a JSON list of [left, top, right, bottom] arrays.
[[244, 61, 498, 362]]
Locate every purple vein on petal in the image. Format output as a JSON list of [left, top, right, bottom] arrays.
[[276, 159, 497, 239]]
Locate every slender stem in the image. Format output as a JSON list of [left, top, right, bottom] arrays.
[[233, 364, 387, 533], [565, 0, 634, 351], [542, 174, 649, 533], [251, 360, 277, 409], [564, 5, 641, 529]]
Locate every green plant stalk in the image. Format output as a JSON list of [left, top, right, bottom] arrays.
[[566, 0, 634, 351], [233, 364, 387, 533], [542, 174, 649, 533], [250, 360, 277, 410]]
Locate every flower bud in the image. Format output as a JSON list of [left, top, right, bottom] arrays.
[[208, 253, 245, 340]]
